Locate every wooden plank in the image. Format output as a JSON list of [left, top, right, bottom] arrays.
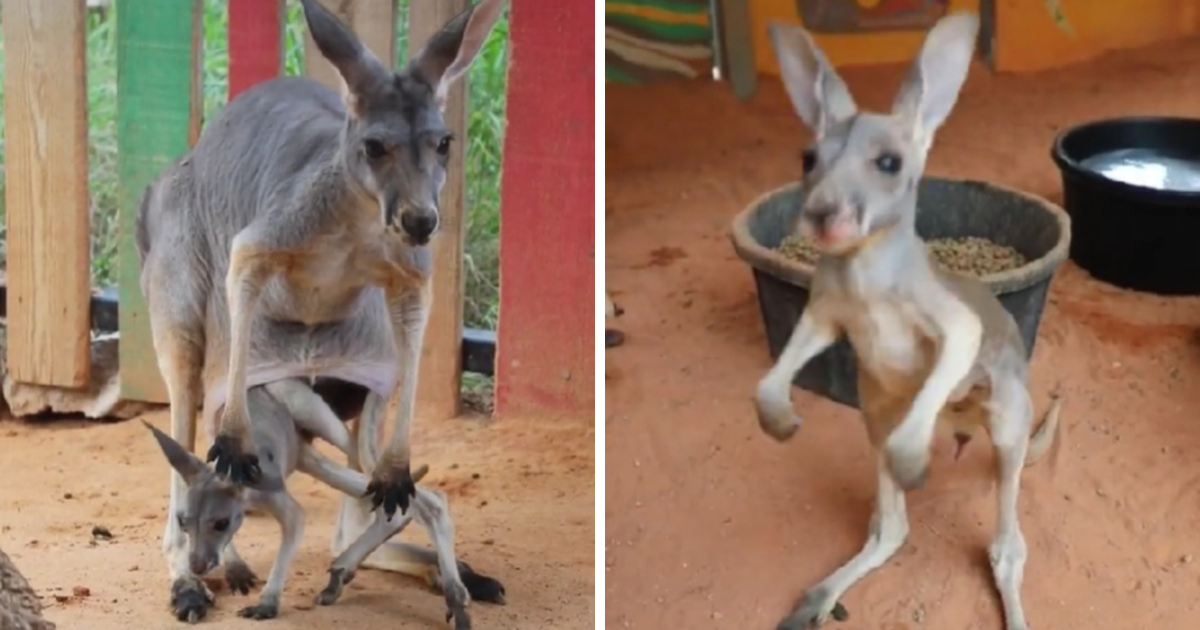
[[411, 0, 468, 422], [116, 0, 203, 403], [495, 0, 594, 415], [355, 0, 398, 69], [1, 0, 92, 388], [304, 1, 397, 90], [229, 0, 284, 100], [715, 0, 757, 99], [304, 0, 351, 90]]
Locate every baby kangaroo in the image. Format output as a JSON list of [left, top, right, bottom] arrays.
[[144, 379, 502, 627], [754, 13, 1064, 630]]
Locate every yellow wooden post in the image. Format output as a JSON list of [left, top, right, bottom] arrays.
[[2, 0, 92, 388]]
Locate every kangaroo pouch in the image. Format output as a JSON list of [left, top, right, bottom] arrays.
[[201, 285, 399, 431]]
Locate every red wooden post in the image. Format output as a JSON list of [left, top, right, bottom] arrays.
[[494, 0, 595, 415], [228, 0, 283, 100]]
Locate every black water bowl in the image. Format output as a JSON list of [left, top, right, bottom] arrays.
[[1052, 116, 1200, 295], [728, 178, 1071, 409]]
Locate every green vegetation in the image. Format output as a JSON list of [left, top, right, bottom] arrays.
[[0, 0, 508, 331]]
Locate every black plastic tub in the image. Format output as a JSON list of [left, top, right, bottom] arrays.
[[729, 178, 1072, 409], [1052, 117, 1200, 295]]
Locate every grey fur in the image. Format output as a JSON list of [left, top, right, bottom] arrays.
[[757, 13, 1063, 630], [135, 0, 506, 621], [143, 379, 472, 623]]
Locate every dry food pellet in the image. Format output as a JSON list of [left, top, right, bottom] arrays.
[[777, 234, 1026, 277]]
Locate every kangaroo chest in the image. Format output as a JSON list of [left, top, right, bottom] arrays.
[[835, 297, 988, 447], [840, 299, 935, 385], [260, 241, 383, 326]]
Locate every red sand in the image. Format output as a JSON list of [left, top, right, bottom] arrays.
[[0, 411, 593, 629], [606, 38, 1200, 629]]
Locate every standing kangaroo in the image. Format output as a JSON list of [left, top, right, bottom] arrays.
[[135, 0, 506, 621], [753, 13, 1063, 630]]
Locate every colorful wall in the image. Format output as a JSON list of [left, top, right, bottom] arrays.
[[994, 0, 1200, 72], [750, 0, 980, 74], [747, 0, 1200, 75]]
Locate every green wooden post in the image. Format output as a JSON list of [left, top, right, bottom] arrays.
[[116, 0, 202, 403]]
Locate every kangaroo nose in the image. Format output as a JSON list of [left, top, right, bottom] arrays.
[[190, 556, 212, 576], [400, 211, 438, 244]]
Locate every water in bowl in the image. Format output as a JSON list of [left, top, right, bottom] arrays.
[[1080, 148, 1200, 192]]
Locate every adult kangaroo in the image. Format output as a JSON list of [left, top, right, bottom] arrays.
[[135, 0, 506, 620]]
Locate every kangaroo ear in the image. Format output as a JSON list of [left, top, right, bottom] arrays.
[[299, 0, 391, 110], [409, 0, 508, 102], [767, 21, 857, 138], [143, 421, 208, 484], [891, 12, 980, 150]]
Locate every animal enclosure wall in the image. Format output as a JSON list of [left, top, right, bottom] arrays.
[[747, 0, 981, 74], [992, 0, 1200, 72], [745, 0, 1200, 75], [2, 0, 93, 389], [495, 0, 595, 415]]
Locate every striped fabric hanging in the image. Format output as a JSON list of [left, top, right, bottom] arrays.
[[605, 0, 714, 83]]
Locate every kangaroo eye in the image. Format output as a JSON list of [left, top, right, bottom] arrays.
[[875, 152, 902, 175], [363, 139, 388, 160], [801, 148, 818, 175], [436, 135, 453, 157], [213, 519, 230, 533]]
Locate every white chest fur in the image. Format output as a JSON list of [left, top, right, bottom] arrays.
[[843, 299, 932, 377]]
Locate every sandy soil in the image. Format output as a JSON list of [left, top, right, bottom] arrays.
[[0, 410, 594, 629], [605, 37, 1200, 629]]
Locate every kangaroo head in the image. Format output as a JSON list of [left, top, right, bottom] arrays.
[[299, 0, 507, 246], [768, 12, 979, 256], [144, 422, 246, 577]]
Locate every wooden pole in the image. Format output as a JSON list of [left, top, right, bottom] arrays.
[[495, 0, 594, 415], [411, 0, 469, 421], [1, 0, 92, 388], [229, 0, 284, 100], [303, 0, 349, 90], [303, 1, 397, 90], [116, 0, 203, 403]]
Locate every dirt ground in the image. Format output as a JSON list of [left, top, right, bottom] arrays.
[[605, 37, 1200, 630], [0, 409, 594, 629]]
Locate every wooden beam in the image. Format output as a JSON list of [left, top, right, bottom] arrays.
[[303, 0, 349, 90], [229, 0, 284, 100], [411, 0, 468, 421], [116, 0, 203, 403], [715, 0, 756, 99], [1, 0, 92, 388], [495, 0, 594, 415], [355, 0, 398, 70], [303, 1, 396, 90]]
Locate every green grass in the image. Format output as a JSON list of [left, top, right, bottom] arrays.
[[0, 0, 507, 332]]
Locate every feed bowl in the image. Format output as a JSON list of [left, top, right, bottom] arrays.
[[729, 178, 1071, 408], [1051, 116, 1200, 295]]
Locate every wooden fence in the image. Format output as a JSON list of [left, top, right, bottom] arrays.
[[0, 0, 595, 418]]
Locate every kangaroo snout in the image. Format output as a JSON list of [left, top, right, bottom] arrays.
[[803, 203, 860, 249], [400, 210, 438, 245], [190, 554, 217, 576]]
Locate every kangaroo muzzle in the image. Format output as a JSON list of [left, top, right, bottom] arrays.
[[802, 203, 860, 250], [399, 209, 438, 245], [190, 554, 217, 576]]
